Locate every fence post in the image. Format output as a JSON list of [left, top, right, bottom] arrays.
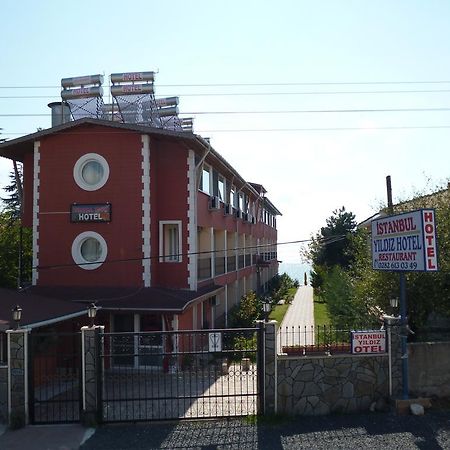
[[7, 328, 30, 428], [260, 320, 277, 415], [81, 325, 104, 426]]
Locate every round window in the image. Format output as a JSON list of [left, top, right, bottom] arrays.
[[73, 153, 109, 191], [71, 231, 108, 270]]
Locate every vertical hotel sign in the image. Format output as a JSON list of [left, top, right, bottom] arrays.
[[371, 209, 438, 272]]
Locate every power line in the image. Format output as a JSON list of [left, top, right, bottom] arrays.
[[2, 106, 450, 118], [2, 80, 450, 89], [33, 235, 345, 272], [3, 125, 450, 137], [2, 88, 450, 99]]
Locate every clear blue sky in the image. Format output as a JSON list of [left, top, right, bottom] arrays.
[[1, 0, 449, 262]]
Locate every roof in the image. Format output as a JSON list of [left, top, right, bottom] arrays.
[[0, 118, 284, 210], [0, 288, 87, 330], [29, 284, 224, 314], [0, 117, 266, 201]]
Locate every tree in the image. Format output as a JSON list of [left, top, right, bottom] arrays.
[[1, 167, 23, 221], [0, 162, 32, 288], [306, 206, 357, 289], [350, 182, 450, 331]]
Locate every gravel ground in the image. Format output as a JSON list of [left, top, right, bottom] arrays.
[[80, 411, 450, 449]]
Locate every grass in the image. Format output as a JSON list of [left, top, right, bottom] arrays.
[[314, 293, 331, 327], [268, 303, 290, 324]]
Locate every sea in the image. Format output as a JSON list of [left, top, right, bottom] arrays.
[[278, 262, 312, 284]]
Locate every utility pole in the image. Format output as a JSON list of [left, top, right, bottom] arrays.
[[386, 175, 409, 400]]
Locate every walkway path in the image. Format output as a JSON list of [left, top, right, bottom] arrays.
[[278, 285, 315, 350]]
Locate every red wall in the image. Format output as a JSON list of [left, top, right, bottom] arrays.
[[150, 138, 189, 288], [36, 124, 143, 286]]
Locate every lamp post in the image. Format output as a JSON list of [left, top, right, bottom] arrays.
[[87, 303, 97, 327], [12, 305, 22, 330], [263, 299, 271, 322]]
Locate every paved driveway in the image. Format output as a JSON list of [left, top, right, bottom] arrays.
[[80, 411, 450, 449], [278, 286, 315, 350]]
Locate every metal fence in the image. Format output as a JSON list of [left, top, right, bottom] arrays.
[[278, 325, 377, 356], [100, 327, 262, 422], [28, 332, 81, 424]]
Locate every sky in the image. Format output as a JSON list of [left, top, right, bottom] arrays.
[[1, 0, 450, 263]]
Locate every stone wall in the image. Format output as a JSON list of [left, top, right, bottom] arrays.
[[277, 354, 393, 415], [0, 365, 7, 423], [409, 341, 450, 397]]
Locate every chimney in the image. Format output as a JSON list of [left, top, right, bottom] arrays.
[[48, 102, 71, 127]]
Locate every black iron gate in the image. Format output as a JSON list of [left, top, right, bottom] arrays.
[[100, 327, 262, 422], [28, 332, 82, 424]]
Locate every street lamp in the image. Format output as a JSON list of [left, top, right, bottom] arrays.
[[390, 297, 399, 309], [263, 299, 271, 322], [12, 305, 22, 330], [87, 303, 97, 327]]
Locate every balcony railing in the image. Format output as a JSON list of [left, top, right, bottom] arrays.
[[245, 254, 251, 267], [214, 256, 226, 276], [226, 255, 236, 272], [238, 255, 245, 269], [198, 257, 211, 280]]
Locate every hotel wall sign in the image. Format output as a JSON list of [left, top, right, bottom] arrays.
[[71, 203, 111, 223]]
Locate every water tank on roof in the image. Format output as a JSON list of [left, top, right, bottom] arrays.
[[110, 84, 154, 96], [156, 97, 179, 108], [48, 102, 71, 127], [159, 106, 179, 117], [61, 86, 103, 100], [110, 71, 155, 83], [61, 74, 103, 88]]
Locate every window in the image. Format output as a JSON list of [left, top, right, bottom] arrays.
[[218, 176, 225, 202], [231, 187, 236, 208], [201, 166, 211, 194], [159, 221, 182, 262], [71, 231, 107, 270], [239, 193, 244, 211], [73, 153, 110, 191]]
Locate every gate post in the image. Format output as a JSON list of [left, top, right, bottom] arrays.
[[81, 325, 104, 426], [260, 320, 277, 415], [7, 328, 30, 427]]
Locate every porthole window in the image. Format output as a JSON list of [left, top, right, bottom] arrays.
[[73, 153, 109, 191], [71, 231, 108, 270]]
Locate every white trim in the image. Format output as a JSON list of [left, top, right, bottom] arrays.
[[159, 220, 183, 263], [187, 150, 197, 289], [73, 153, 110, 191], [32, 142, 40, 285], [141, 135, 151, 287], [71, 231, 108, 270]]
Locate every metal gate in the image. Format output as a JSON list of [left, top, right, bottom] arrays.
[[28, 332, 82, 424], [100, 327, 262, 422]]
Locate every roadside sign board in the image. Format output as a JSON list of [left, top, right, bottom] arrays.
[[351, 330, 386, 354], [208, 332, 222, 352], [371, 209, 438, 272]]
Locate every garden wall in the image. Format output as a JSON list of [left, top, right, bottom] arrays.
[[409, 341, 450, 398], [277, 353, 399, 415]]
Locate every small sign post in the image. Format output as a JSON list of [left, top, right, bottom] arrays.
[[208, 332, 222, 352], [351, 330, 386, 354]]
